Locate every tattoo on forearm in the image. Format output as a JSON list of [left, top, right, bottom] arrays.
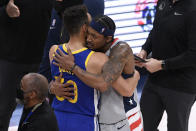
[[102, 60, 124, 85], [102, 43, 132, 85]]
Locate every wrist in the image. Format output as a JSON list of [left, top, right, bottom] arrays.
[[48, 84, 53, 94], [161, 60, 166, 70], [51, 86, 55, 94], [140, 49, 147, 59], [48, 83, 55, 94], [70, 63, 77, 72]]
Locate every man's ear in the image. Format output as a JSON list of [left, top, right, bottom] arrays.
[[82, 24, 88, 33], [106, 36, 113, 43], [87, 13, 92, 23], [30, 90, 37, 99]]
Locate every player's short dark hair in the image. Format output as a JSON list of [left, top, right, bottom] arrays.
[[63, 5, 88, 35]]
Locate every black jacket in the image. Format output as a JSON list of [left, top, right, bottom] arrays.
[[142, 0, 196, 93], [0, 0, 53, 64], [18, 101, 59, 131]]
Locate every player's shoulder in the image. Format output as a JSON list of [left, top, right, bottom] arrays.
[[91, 52, 108, 62], [49, 45, 59, 62], [86, 52, 108, 73], [112, 41, 130, 51], [110, 41, 133, 58], [49, 45, 59, 55], [50, 45, 58, 52]]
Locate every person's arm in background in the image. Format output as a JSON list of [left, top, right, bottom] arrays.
[[38, 8, 63, 81], [53, 43, 140, 97], [139, 30, 153, 59], [136, 30, 153, 68], [143, 11, 196, 73], [163, 11, 196, 70]]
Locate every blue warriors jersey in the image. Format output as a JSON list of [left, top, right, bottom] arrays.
[[51, 44, 99, 116]]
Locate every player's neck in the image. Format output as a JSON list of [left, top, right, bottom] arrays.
[[68, 34, 86, 51]]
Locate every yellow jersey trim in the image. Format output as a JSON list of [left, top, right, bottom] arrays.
[[85, 51, 95, 69], [52, 46, 59, 57], [62, 44, 88, 54], [51, 45, 59, 63]]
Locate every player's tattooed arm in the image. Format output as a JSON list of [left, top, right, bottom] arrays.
[[73, 42, 136, 95], [102, 42, 133, 85], [53, 43, 137, 95]]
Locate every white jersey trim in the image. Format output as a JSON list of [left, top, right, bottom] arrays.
[[94, 116, 99, 131], [94, 89, 99, 115]]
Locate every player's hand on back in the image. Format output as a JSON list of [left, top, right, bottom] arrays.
[[50, 73, 75, 99], [53, 47, 75, 72]]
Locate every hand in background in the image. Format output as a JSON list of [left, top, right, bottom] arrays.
[[6, 0, 20, 18], [50, 73, 75, 99], [135, 49, 147, 68], [143, 58, 162, 73]]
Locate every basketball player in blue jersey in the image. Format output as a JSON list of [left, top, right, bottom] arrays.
[[53, 15, 143, 131], [49, 5, 140, 131]]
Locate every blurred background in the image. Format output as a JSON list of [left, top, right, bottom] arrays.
[[9, 0, 196, 131]]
